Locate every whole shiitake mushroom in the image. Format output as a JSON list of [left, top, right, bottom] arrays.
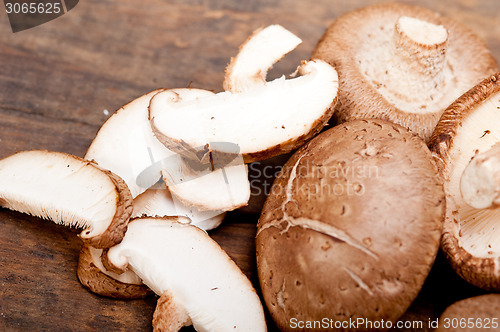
[[256, 119, 444, 331]]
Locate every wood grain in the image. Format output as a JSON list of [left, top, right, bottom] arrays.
[[0, 0, 499, 331]]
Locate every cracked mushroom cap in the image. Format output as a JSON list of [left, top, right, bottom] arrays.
[[312, 3, 498, 142], [436, 294, 500, 331], [429, 73, 500, 290], [150, 60, 338, 163], [0, 150, 133, 248], [257, 119, 444, 330], [86, 89, 250, 212], [107, 217, 266, 332]]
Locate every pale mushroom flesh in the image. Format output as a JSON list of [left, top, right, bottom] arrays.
[[443, 91, 500, 258]]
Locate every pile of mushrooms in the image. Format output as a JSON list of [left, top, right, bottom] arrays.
[[1, 3, 500, 331], [0, 24, 339, 331]]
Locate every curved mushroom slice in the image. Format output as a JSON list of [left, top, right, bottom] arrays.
[[152, 290, 192, 332], [150, 60, 339, 163], [107, 217, 267, 332], [86, 89, 250, 212], [132, 189, 225, 231], [86, 89, 166, 198], [223, 24, 302, 93], [313, 3, 498, 141], [436, 294, 500, 331], [0, 151, 132, 248], [77, 244, 151, 299], [161, 151, 249, 212], [429, 73, 500, 290]]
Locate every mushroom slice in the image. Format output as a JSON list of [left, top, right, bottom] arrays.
[[77, 244, 151, 299], [107, 217, 267, 332], [436, 294, 500, 331], [313, 3, 498, 141], [85, 88, 214, 198], [0, 151, 132, 248], [86, 89, 250, 212], [257, 119, 444, 329], [461, 142, 500, 209], [429, 73, 500, 290], [150, 60, 338, 163], [223, 24, 302, 93], [152, 290, 192, 332], [161, 151, 249, 212], [132, 189, 225, 231]]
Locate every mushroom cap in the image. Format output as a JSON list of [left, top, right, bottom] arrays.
[[150, 60, 338, 163], [312, 3, 498, 141], [107, 217, 266, 332], [0, 150, 133, 248], [223, 24, 302, 93], [152, 290, 192, 332], [436, 294, 500, 331], [429, 73, 500, 290], [77, 244, 151, 299], [256, 119, 444, 330], [132, 188, 225, 231]]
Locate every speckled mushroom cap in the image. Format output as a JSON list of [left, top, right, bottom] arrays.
[[429, 73, 500, 290], [436, 294, 500, 331], [256, 119, 444, 331], [312, 3, 498, 142]]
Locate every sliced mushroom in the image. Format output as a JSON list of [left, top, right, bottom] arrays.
[[150, 60, 338, 163], [436, 294, 500, 332], [223, 24, 302, 93], [313, 3, 498, 141], [257, 119, 444, 330], [133, 188, 225, 231], [86, 89, 250, 212], [107, 217, 267, 332], [77, 244, 151, 299], [152, 290, 192, 332], [461, 142, 500, 209], [429, 73, 500, 290], [0, 151, 132, 248]]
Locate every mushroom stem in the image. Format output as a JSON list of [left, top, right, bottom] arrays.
[[388, 16, 449, 102], [461, 142, 500, 209]]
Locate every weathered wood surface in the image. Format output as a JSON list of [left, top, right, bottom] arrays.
[[0, 0, 499, 331]]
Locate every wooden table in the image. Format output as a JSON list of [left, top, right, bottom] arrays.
[[0, 0, 499, 331]]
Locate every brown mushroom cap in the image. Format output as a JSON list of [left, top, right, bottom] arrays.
[[256, 119, 444, 330], [429, 73, 500, 290], [436, 294, 500, 332], [77, 244, 151, 299], [0, 150, 133, 249], [312, 3, 498, 142]]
